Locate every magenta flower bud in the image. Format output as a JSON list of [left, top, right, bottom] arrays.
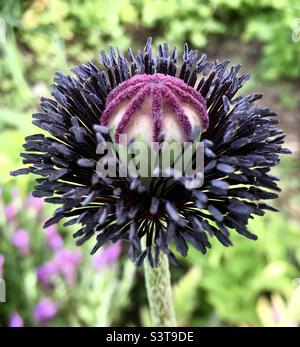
[[101, 73, 209, 143], [8, 312, 24, 327], [33, 298, 59, 322], [11, 229, 30, 256]]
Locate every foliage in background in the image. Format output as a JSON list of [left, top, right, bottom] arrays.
[[185, 212, 300, 326], [1, 0, 300, 107], [1, 0, 300, 111]]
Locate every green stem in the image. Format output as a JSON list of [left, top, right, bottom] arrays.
[[143, 248, 177, 327]]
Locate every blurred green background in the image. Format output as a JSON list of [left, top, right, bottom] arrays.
[[1, 0, 300, 327]]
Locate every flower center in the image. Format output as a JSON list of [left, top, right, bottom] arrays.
[[101, 73, 209, 143]]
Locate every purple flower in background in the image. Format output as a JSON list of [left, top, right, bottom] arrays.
[[4, 203, 17, 223], [11, 229, 30, 256], [33, 298, 59, 322], [37, 260, 58, 287], [45, 225, 64, 251], [0, 254, 5, 278], [8, 312, 24, 327], [26, 194, 44, 212], [55, 249, 81, 286], [36, 249, 82, 288], [93, 243, 121, 271]]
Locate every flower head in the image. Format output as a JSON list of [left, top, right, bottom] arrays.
[[11, 38, 290, 266], [33, 298, 59, 322]]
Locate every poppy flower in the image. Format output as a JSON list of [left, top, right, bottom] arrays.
[[11, 38, 290, 266]]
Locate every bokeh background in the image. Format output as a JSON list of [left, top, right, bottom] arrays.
[[1, 0, 300, 327]]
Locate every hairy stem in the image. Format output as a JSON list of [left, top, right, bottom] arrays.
[[143, 249, 177, 327]]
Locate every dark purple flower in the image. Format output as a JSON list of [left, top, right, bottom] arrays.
[[12, 38, 290, 267], [33, 298, 59, 322], [11, 229, 30, 256], [93, 242, 121, 271], [8, 312, 24, 327], [0, 254, 5, 278], [45, 225, 64, 251]]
